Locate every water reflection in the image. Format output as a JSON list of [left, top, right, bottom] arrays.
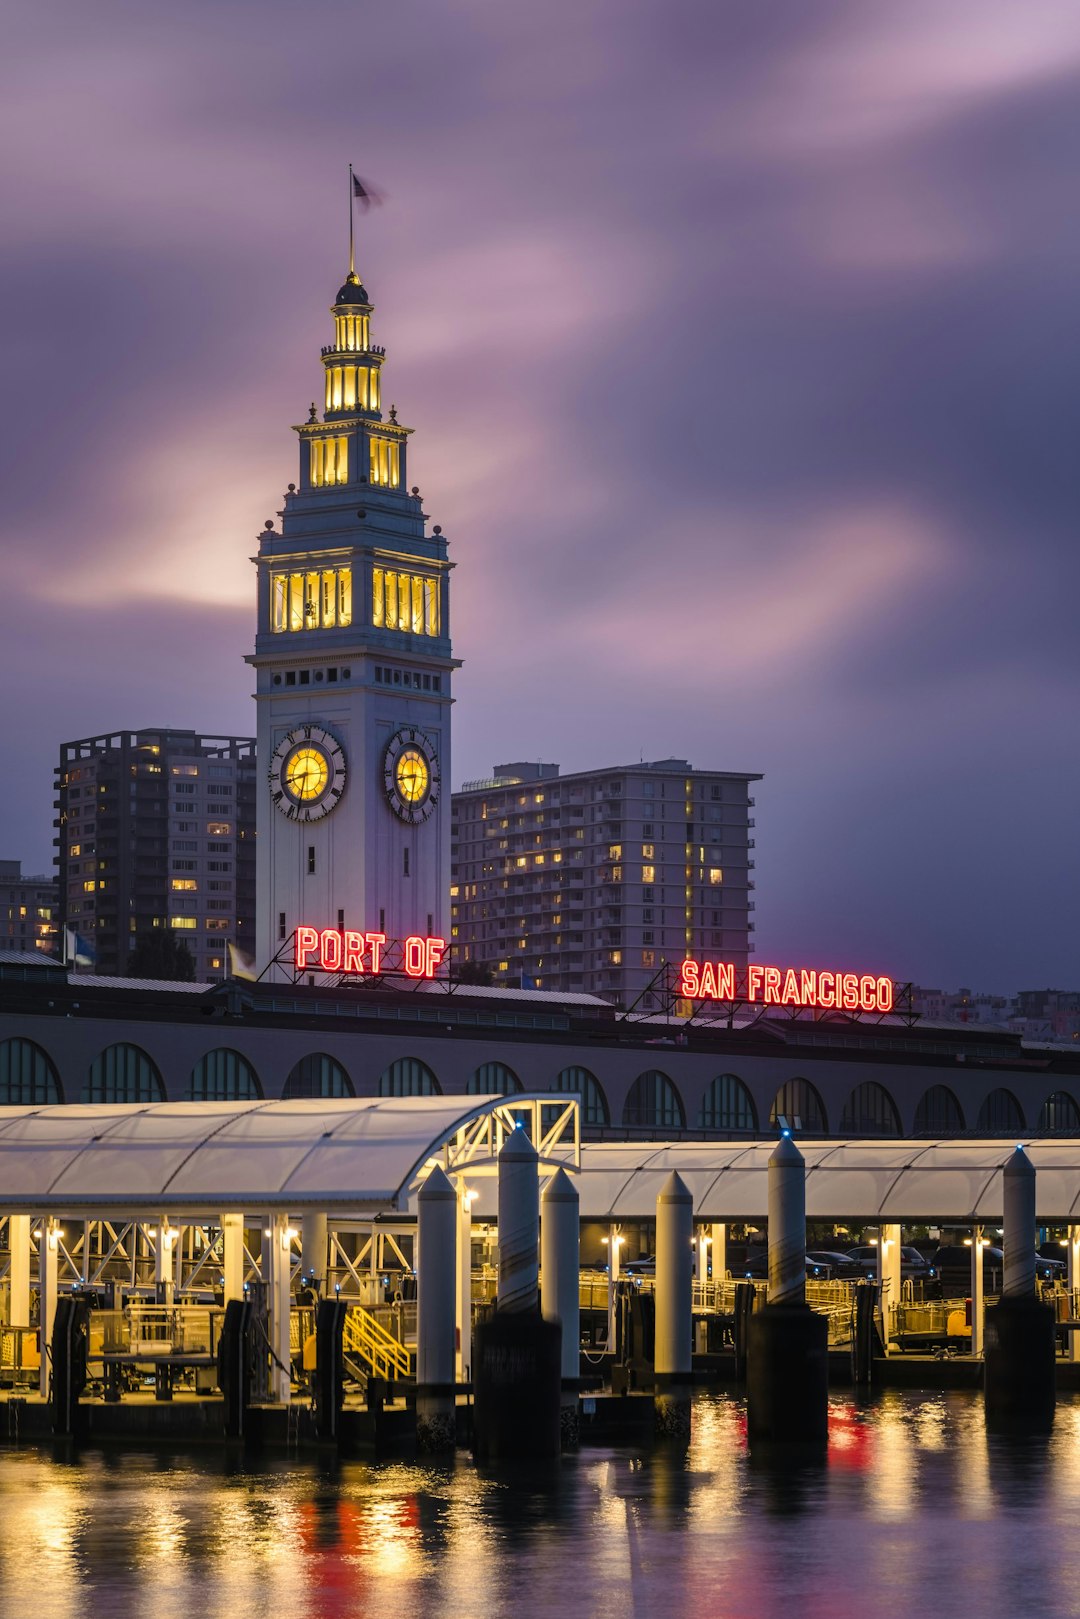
[[7, 1393, 1080, 1618]]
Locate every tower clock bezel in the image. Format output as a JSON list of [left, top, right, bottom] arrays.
[[269, 724, 347, 822], [383, 726, 440, 825]]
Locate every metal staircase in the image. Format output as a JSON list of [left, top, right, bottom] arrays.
[[342, 1305, 413, 1384]]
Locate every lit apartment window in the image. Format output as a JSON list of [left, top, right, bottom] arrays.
[[607, 844, 622, 861], [642, 864, 655, 883], [170, 879, 198, 892], [709, 868, 723, 885], [372, 567, 439, 635], [642, 843, 654, 859], [271, 567, 353, 633], [170, 917, 197, 930], [207, 822, 231, 836]]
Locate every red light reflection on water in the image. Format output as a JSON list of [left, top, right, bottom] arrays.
[[828, 1402, 874, 1471]]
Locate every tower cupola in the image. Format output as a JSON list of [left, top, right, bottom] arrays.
[[322, 271, 383, 418]]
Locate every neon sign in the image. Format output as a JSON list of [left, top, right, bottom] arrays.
[[294, 927, 447, 979], [679, 959, 894, 1014]]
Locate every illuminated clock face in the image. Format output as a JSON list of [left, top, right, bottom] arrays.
[[269, 725, 347, 822], [384, 728, 439, 824]]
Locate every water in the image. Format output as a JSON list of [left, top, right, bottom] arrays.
[[2, 1392, 1080, 1619]]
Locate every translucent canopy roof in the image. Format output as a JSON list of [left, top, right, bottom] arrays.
[[554, 1140, 1080, 1223], [0, 1096, 564, 1216]]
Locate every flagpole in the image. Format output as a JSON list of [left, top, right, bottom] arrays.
[[348, 162, 355, 276]]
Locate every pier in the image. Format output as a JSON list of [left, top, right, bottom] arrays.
[[2, 1097, 1079, 1451]]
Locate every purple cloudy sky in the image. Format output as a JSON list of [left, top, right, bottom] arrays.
[[1, 0, 1077, 988]]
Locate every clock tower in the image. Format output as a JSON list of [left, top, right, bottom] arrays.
[[247, 258, 457, 974]]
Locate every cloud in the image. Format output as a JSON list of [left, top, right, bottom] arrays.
[[0, 0, 1076, 986]]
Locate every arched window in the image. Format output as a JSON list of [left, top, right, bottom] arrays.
[[1038, 1091, 1080, 1134], [699, 1074, 756, 1132], [839, 1082, 900, 1136], [467, 1062, 521, 1096], [380, 1057, 440, 1097], [769, 1078, 826, 1134], [623, 1070, 685, 1131], [282, 1053, 353, 1098], [976, 1087, 1024, 1134], [550, 1067, 609, 1128], [0, 1038, 62, 1104], [914, 1085, 964, 1134], [187, 1049, 261, 1101], [83, 1043, 165, 1104]]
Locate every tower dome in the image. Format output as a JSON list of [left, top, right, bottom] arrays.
[[335, 270, 370, 306]]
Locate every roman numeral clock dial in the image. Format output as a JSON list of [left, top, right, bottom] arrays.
[[269, 725, 347, 822], [384, 727, 440, 825]]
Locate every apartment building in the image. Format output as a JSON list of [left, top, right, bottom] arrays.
[[55, 730, 256, 980], [451, 758, 761, 1006]]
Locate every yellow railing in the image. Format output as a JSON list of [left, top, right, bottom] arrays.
[[342, 1306, 413, 1382]]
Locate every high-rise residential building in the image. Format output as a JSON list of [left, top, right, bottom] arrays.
[[247, 259, 455, 972], [451, 759, 762, 1006], [54, 730, 256, 980], [0, 860, 59, 957]]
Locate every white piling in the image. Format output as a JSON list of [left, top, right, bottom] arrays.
[[497, 1126, 540, 1313], [455, 1179, 474, 1383], [417, 1165, 458, 1451], [880, 1224, 902, 1351], [417, 1166, 457, 1387], [768, 1135, 807, 1307], [8, 1215, 31, 1329], [1003, 1145, 1037, 1298], [971, 1225, 985, 1356], [541, 1167, 580, 1383], [154, 1216, 177, 1304], [266, 1213, 293, 1404], [654, 1171, 693, 1377], [38, 1216, 60, 1398], [221, 1212, 245, 1301], [711, 1222, 728, 1282], [301, 1212, 328, 1290]]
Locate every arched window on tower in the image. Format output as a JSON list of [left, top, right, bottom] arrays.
[[187, 1049, 262, 1102], [623, 1071, 685, 1131], [1037, 1091, 1080, 1134], [698, 1074, 756, 1133], [467, 1062, 521, 1097], [914, 1085, 964, 1134], [839, 1082, 900, 1136], [549, 1067, 609, 1129], [282, 1054, 353, 1099], [769, 1078, 826, 1134], [976, 1088, 1024, 1134], [380, 1058, 440, 1097], [83, 1044, 165, 1105], [0, 1038, 62, 1104]]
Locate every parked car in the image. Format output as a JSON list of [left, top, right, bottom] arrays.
[[929, 1244, 1064, 1294], [805, 1249, 864, 1280], [846, 1245, 935, 1281], [739, 1248, 853, 1280]]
